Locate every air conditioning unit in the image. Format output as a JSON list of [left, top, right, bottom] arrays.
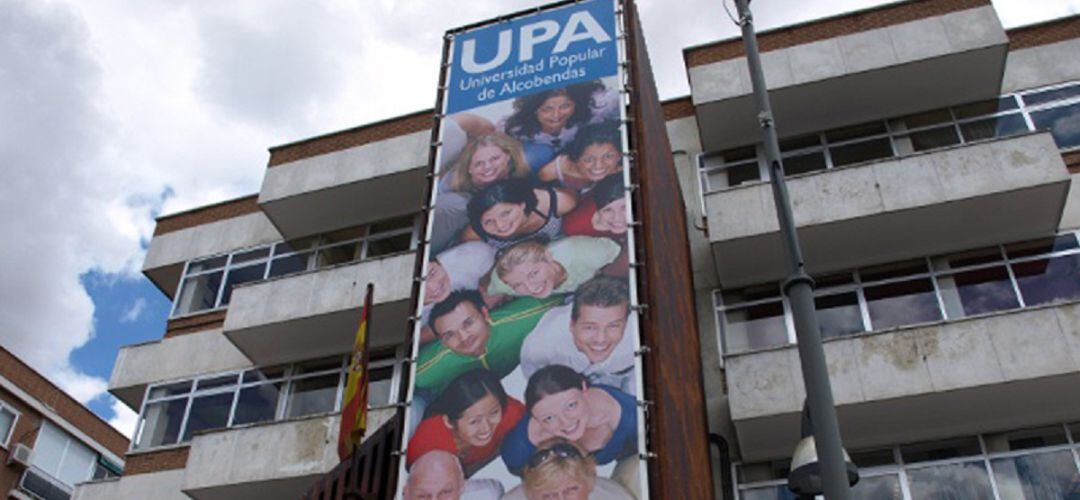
[[6, 443, 32, 468]]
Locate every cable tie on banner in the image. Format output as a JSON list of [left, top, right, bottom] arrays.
[[627, 220, 642, 228], [437, 85, 448, 91], [639, 451, 658, 461], [402, 356, 417, 365], [636, 399, 653, 409], [622, 117, 635, 124], [619, 61, 630, 69], [629, 261, 644, 269], [433, 112, 445, 119], [414, 275, 426, 283], [431, 140, 443, 148], [408, 315, 424, 324], [625, 183, 639, 192], [634, 346, 651, 356], [391, 450, 407, 457], [395, 401, 411, 409], [617, 33, 628, 40], [630, 304, 648, 315], [615, 8, 624, 15], [444, 33, 455, 40]]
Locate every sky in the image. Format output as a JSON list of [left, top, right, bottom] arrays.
[[0, 0, 1077, 440]]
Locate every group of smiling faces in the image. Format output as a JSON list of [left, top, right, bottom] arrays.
[[403, 78, 640, 500]]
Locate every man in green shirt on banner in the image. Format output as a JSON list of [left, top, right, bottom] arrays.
[[417, 290, 564, 395]]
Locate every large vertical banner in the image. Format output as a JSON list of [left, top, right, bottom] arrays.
[[398, 1, 649, 499]]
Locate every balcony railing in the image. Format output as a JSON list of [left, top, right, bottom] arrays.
[[302, 411, 404, 500]]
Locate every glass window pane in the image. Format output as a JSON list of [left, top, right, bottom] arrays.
[[722, 301, 787, 353], [779, 134, 820, 152], [934, 246, 1004, 271], [959, 114, 1029, 142], [850, 448, 896, 468], [174, 271, 224, 315], [369, 215, 416, 235], [365, 233, 413, 258], [1023, 83, 1080, 106], [826, 121, 888, 142], [1031, 103, 1080, 149], [196, 374, 238, 391], [815, 292, 864, 339], [286, 374, 339, 418], [316, 242, 360, 268], [136, 399, 187, 449], [275, 236, 318, 254], [946, 266, 1021, 317], [186, 255, 228, 274], [718, 161, 761, 188], [906, 461, 995, 499], [721, 284, 781, 305], [31, 423, 67, 476], [232, 247, 270, 264], [901, 436, 982, 463], [953, 97, 1020, 119], [991, 450, 1080, 500], [830, 138, 893, 167], [738, 460, 790, 483], [367, 366, 395, 407], [814, 272, 855, 289], [220, 264, 267, 305], [852, 474, 904, 500], [321, 227, 364, 245], [243, 367, 287, 384], [1006, 235, 1080, 259], [268, 252, 313, 278], [0, 408, 14, 444], [719, 146, 757, 163], [864, 278, 942, 330], [182, 393, 234, 440], [739, 485, 797, 500], [907, 125, 960, 152], [56, 439, 95, 485], [1013, 255, 1080, 306], [296, 357, 343, 375], [147, 381, 192, 399], [232, 383, 283, 426], [781, 151, 826, 176]]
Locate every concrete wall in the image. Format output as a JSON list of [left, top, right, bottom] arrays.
[[1059, 175, 1080, 230], [223, 252, 415, 333], [143, 211, 281, 278], [1002, 38, 1080, 93], [259, 131, 428, 205], [72, 470, 190, 500], [726, 300, 1080, 421], [689, 6, 1006, 105], [109, 328, 252, 409]]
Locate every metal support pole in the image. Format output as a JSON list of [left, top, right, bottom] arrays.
[[732, 1, 853, 498]]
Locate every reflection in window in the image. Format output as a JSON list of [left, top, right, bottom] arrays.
[[722, 301, 787, 353], [1031, 102, 1080, 149], [182, 393, 233, 441], [943, 266, 1020, 317], [906, 461, 995, 499], [992, 450, 1080, 500], [864, 278, 942, 330], [739, 485, 797, 500], [135, 399, 187, 449], [285, 374, 340, 419], [1013, 255, 1080, 307], [852, 474, 904, 500], [232, 383, 283, 426], [815, 292, 864, 339]]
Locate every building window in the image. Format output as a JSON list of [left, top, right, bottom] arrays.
[[171, 214, 420, 317], [0, 400, 18, 448], [715, 232, 1080, 355], [734, 424, 1080, 500], [19, 421, 101, 500], [697, 80, 1080, 198], [132, 349, 404, 450]]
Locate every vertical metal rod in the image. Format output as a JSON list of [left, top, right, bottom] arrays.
[[732, 1, 853, 499]]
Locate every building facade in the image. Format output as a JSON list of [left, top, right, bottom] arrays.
[[0, 347, 128, 500], [75, 0, 1080, 498]]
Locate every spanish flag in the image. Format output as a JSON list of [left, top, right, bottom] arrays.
[[338, 283, 373, 461]]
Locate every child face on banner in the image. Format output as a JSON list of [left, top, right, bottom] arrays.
[[433, 301, 492, 357], [467, 144, 512, 189], [444, 393, 504, 449], [531, 385, 590, 442], [501, 254, 563, 298], [577, 142, 622, 182], [570, 303, 629, 364], [537, 94, 576, 135], [592, 196, 628, 235], [480, 202, 528, 238]]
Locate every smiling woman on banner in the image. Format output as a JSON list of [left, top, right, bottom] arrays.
[[537, 121, 623, 193], [460, 178, 577, 251], [500, 364, 637, 477], [439, 132, 532, 194], [486, 237, 620, 299], [407, 369, 525, 477], [503, 80, 619, 172]]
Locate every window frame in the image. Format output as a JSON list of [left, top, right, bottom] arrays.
[[0, 399, 20, 449]]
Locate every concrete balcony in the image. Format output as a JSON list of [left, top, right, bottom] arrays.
[[181, 409, 396, 500], [222, 252, 415, 366], [725, 301, 1080, 461], [73, 471, 189, 500], [705, 132, 1070, 287], [259, 130, 429, 240], [109, 328, 251, 410], [688, 4, 1008, 151]]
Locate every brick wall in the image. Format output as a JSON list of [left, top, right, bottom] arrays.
[[123, 447, 191, 475], [153, 195, 260, 237], [164, 310, 228, 338], [684, 0, 989, 67], [1007, 14, 1080, 50], [0, 387, 42, 494], [0, 347, 129, 457], [267, 110, 433, 167]]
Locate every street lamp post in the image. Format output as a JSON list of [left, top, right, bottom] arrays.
[[731, 1, 854, 498]]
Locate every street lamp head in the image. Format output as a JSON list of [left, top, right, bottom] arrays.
[[787, 402, 859, 496]]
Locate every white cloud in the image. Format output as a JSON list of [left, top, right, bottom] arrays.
[[107, 398, 139, 439], [120, 297, 147, 323]]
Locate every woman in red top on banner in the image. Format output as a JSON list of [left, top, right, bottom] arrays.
[[407, 369, 525, 477]]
